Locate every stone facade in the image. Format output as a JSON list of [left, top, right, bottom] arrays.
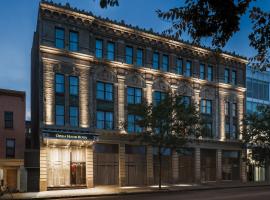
[[29, 1, 247, 192]]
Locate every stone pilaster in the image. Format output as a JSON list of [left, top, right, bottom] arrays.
[[241, 149, 247, 183], [86, 146, 94, 188], [216, 149, 222, 181], [119, 143, 126, 186], [79, 67, 89, 128], [145, 81, 153, 104], [172, 149, 179, 183], [194, 88, 201, 111], [146, 145, 154, 185], [118, 76, 126, 132], [195, 147, 201, 183], [237, 95, 245, 140], [43, 62, 54, 125], [219, 92, 226, 140], [39, 146, 47, 191]]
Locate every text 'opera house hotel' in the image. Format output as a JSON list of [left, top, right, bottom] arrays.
[[26, 0, 248, 192]]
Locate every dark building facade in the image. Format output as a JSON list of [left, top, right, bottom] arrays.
[[29, 1, 247, 191]]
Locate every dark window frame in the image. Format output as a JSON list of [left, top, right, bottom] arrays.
[[127, 114, 142, 133], [107, 41, 115, 61], [232, 70, 237, 85], [176, 58, 183, 75], [185, 60, 192, 77], [95, 39, 103, 58], [125, 46, 133, 64], [200, 63, 205, 79], [207, 65, 213, 81], [69, 106, 79, 127], [96, 110, 114, 130], [127, 87, 142, 105], [69, 30, 79, 51], [162, 54, 169, 72], [152, 52, 159, 70], [96, 81, 114, 102], [4, 111, 13, 129], [6, 138, 15, 158], [136, 48, 143, 66], [200, 99, 212, 115], [69, 76, 79, 97], [224, 68, 230, 84], [55, 27, 65, 49]]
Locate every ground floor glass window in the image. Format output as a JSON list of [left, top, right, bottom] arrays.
[[47, 147, 86, 187]]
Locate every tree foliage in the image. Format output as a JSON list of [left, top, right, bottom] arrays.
[[127, 93, 203, 188], [98, 0, 270, 70], [242, 105, 270, 167]]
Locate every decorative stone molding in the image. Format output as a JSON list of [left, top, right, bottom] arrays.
[[152, 77, 170, 91]]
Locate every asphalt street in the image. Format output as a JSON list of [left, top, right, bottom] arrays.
[[56, 186, 270, 200]]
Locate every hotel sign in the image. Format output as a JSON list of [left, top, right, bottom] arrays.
[[43, 131, 98, 141]]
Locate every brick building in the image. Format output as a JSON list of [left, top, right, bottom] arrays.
[[29, 1, 247, 192], [0, 89, 26, 192]]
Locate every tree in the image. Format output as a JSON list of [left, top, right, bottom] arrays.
[[126, 93, 203, 189], [98, 0, 270, 70], [242, 105, 270, 181]]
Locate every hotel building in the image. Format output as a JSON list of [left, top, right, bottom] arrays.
[[28, 1, 248, 191]]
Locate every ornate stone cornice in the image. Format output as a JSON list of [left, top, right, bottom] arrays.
[[40, 1, 248, 66]]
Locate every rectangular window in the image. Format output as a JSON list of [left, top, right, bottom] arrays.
[[107, 42, 115, 61], [179, 96, 191, 107], [200, 99, 212, 115], [69, 106, 78, 127], [162, 54, 169, 72], [203, 123, 213, 138], [200, 64, 205, 79], [6, 139, 15, 158], [232, 124, 237, 139], [127, 114, 142, 133], [136, 48, 143, 66], [185, 60, 192, 77], [96, 82, 113, 101], [225, 123, 230, 139], [69, 31, 79, 51], [153, 52, 159, 70], [225, 102, 230, 116], [55, 27, 65, 49], [127, 87, 142, 104], [96, 111, 113, 130], [207, 65, 213, 81], [153, 91, 166, 105], [95, 39, 103, 58], [247, 78, 269, 101], [4, 112, 13, 129], [176, 58, 183, 75], [232, 70, 237, 85], [224, 68, 230, 83], [69, 76, 79, 96], [55, 74, 65, 94], [55, 105, 65, 126], [126, 46, 133, 64], [232, 103, 237, 117]]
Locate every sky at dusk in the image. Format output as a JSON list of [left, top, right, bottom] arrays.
[[0, 0, 269, 120]]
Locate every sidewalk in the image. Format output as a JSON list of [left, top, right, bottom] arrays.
[[1, 182, 270, 200]]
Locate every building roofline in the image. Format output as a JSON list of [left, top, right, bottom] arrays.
[[0, 88, 26, 98], [40, 0, 248, 64]]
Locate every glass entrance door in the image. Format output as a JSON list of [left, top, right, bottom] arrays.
[[70, 148, 86, 185], [47, 147, 86, 187]]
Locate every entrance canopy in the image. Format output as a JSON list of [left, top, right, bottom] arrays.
[[42, 128, 99, 147]]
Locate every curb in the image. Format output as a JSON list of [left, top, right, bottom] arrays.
[[4, 184, 270, 200]]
